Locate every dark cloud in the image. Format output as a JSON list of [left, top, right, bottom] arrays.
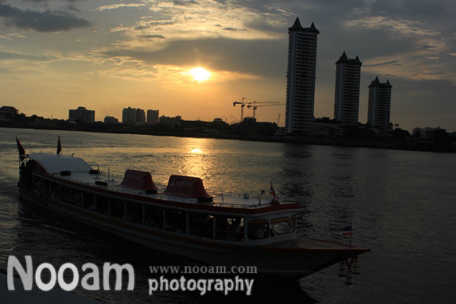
[[173, 0, 199, 6], [0, 3, 90, 32], [223, 27, 247, 31], [137, 34, 166, 39], [419, 45, 437, 51], [371, 0, 446, 18], [99, 38, 288, 79], [364, 60, 401, 67], [244, 18, 287, 34], [135, 25, 150, 30]]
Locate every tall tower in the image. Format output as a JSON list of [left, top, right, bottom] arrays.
[[285, 17, 320, 134], [334, 52, 362, 125], [367, 77, 392, 135]]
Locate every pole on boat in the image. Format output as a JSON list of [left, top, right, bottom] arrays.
[[16, 136, 24, 181], [258, 189, 265, 205]]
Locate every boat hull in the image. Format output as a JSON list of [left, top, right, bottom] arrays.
[[19, 187, 368, 279]]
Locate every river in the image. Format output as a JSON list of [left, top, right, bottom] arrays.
[[1, 127, 455, 303]]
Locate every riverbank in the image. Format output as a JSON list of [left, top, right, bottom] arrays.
[[2, 123, 455, 153]]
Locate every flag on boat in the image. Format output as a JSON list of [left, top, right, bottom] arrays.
[[16, 136, 26, 161], [342, 222, 353, 237], [57, 135, 62, 154], [270, 182, 277, 200]]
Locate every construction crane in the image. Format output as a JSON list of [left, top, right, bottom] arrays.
[[247, 103, 285, 119], [233, 97, 246, 121]]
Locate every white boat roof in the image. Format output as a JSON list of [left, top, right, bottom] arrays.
[[27, 153, 299, 212], [28, 153, 93, 174]]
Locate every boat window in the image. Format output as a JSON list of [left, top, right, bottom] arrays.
[[271, 217, 294, 235], [96, 196, 109, 215], [60, 186, 70, 203], [215, 216, 228, 240], [247, 219, 269, 240], [83, 192, 95, 211], [164, 210, 186, 234], [110, 199, 124, 219], [71, 190, 82, 206], [215, 217, 244, 242], [227, 217, 244, 241], [189, 213, 213, 238], [42, 179, 50, 197], [144, 206, 163, 229], [50, 182, 59, 200], [125, 202, 143, 224]]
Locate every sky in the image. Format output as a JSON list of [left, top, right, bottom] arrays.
[[0, 0, 455, 132]]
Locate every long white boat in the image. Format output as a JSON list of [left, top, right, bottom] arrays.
[[16, 138, 370, 279]]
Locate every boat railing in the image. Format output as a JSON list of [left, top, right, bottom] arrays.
[[91, 171, 270, 201], [50, 172, 287, 209]]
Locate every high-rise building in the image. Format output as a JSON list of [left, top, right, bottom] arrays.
[[122, 107, 135, 125], [123, 107, 146, 125], [136, 108, 145, 124], [334, 52, 362, 125], [69, 107, 95, 123], [367, 77, 392, 135], [285, 17, 320, 134], [147, 109, 159, 125]]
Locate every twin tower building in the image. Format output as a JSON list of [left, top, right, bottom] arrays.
[[285, 18, 392, 135]]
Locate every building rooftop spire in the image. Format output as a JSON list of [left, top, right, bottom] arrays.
[[288, 17, 320, 34], [335, 52, 362, 65], [310, 22, 317, 31], [369, 77, 392, 88], [293, 17, 302, 28]]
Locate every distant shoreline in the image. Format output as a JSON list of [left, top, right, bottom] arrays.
[[2, 124, 455, 153]]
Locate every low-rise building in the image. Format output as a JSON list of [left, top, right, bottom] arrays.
[[69, 107, 95, 123]]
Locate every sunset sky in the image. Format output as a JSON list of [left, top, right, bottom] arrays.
[[1, 0, 455, 132]]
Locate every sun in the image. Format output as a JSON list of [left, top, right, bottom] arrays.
[[190, 67, 211, 82]]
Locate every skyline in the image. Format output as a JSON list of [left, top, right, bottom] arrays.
[[1, 0, 455, 132]]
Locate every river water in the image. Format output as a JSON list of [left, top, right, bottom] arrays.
[[1, 127, 455, 303]]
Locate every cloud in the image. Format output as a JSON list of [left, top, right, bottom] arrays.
[[124, 0, 286, 44], [0, 32, 26, 39], [137, 34, 166, 39], [95, 37, 287, 80], [0, 51, 53, 61], [364, 60, 401, 67], [0, 3, 90, 32], [345, 16, 439, 37], [223, 27, 247, 31], [173, 0, 199, 6], [419, 44, 438, 51], [94, 3, 146, 12], [362, 52, 456, 84]]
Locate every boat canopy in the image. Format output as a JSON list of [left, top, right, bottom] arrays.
[[119, 169, 159, 191], [27, 154, 93, 174], [163, 175, 213, 200]]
